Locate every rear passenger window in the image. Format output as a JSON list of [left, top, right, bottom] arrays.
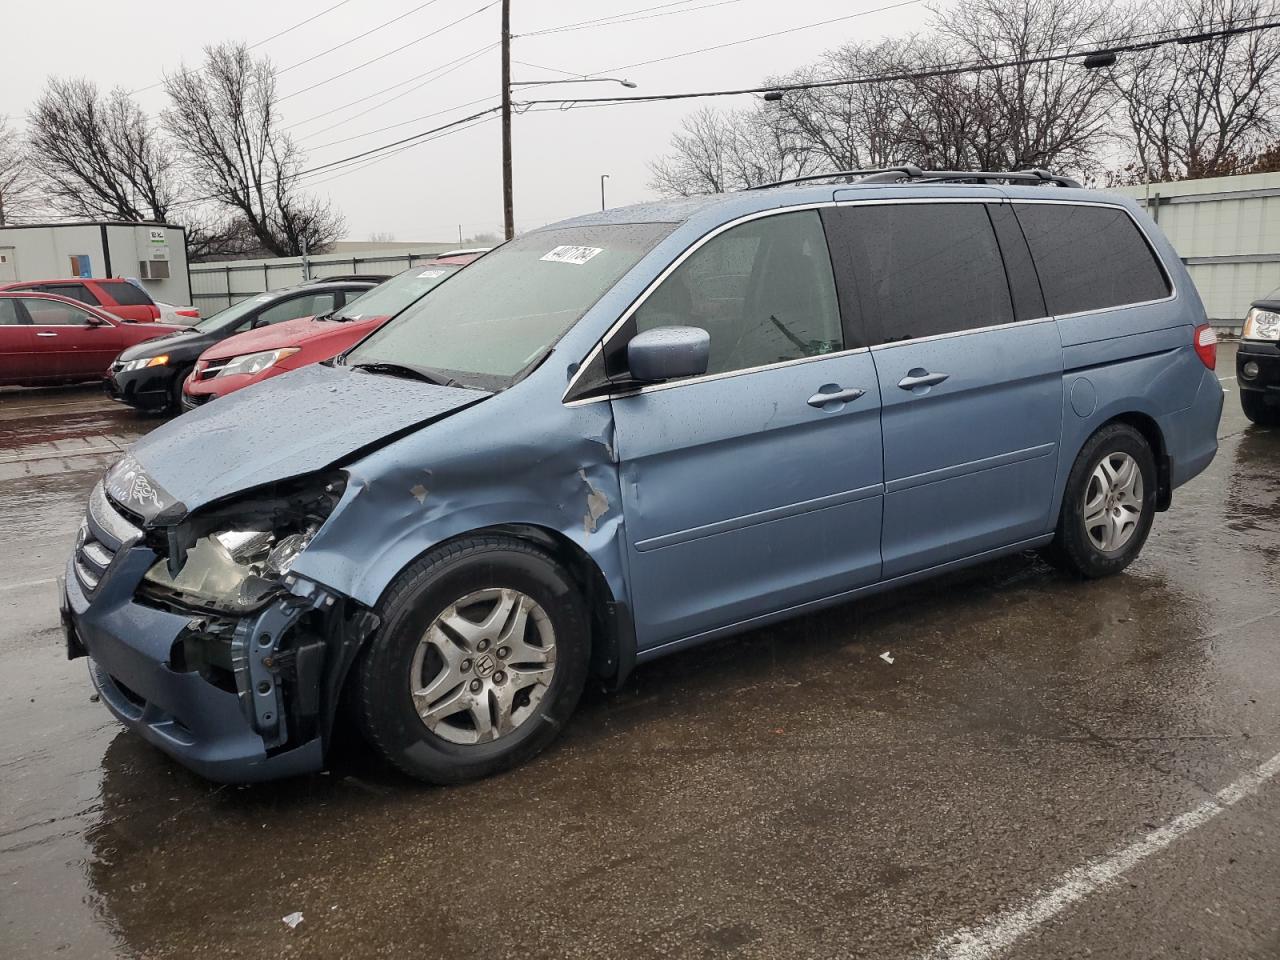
[[1015, 203, 1171, 315], [44, 283, 100, 305], [629, 210, 843, 377], [831, 203, 1013, 343], [103, 281, 154, 306], [0, 300, 22, 325]]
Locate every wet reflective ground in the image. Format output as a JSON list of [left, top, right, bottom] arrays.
[[3, 347, 1278, 959]]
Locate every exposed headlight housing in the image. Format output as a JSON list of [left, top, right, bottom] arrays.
[[216, 347, 300, 378], [140, 473, 345, 614], [1243, 307, 1280, 341]]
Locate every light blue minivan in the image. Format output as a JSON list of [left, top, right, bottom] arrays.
[[62, 169, 1224, 783]]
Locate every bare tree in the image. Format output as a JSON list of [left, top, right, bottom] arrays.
[[921, 0, 1116, 172], [0, 115, 36, 225], [648, 105, 814, 196], [1109, 0, 1280, 180], [163, 42, 344, 257], [27, 79, 178, 221]]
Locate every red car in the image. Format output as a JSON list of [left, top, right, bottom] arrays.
[[183, 252, 482, 407], [0, 277, 195, 323], [0, 292, 182, 386]]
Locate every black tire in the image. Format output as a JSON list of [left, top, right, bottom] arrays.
[[1241, 389, 1280, 426], [352, 535, 590, 784], [1045, 423, 1157, 579], [169, 366, 193, 414]]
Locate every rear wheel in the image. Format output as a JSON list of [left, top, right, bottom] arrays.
[[352, 535, 590, 784], [1046, 423, 1157, 579], [1241, 389, 1280, 426]]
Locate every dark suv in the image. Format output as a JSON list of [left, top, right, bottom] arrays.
[[1238, 297, 1280, 425], [106, 280, 377, 413]]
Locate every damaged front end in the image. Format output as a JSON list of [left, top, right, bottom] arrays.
[[65, 465, 378, 780]]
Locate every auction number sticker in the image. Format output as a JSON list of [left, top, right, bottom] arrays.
[[541, 245, 602, 265], [417, 268, 446, 278]]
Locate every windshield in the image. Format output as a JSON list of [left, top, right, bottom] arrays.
[[192, 295, 272, 333], [334, 262, 464, 321], [345, 223, 674, 387]]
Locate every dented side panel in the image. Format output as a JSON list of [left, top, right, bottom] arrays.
[[290, 379, 629, 620]]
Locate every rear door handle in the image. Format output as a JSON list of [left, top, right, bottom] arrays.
[[807, 386, 865, 408], [898, 370, 949, 390], [35, 331, 58, 338]]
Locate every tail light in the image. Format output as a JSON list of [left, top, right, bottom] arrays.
[[1194, 323, 1217, 370], [176, 308, 201, 319]]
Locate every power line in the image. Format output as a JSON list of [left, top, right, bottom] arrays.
[[279, 0, 501, 102], [248, 0, 356, 50], [284, 42, 498, 129], [517, 18, 1280, 108], [596, 0, 925, 76], [127, 0, 357, 94], [521, 0, 748, 38], [307, 94, 498, 151], [277, 0, 445, 75], [297, 48, 497, 143]]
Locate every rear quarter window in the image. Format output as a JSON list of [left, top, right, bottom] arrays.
[[1015, 203, 1171, 316], [100, 281, 155, 307]]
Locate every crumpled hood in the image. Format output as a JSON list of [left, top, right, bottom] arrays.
[[107, 363, 490, 523], [200, 316, 325, 361]]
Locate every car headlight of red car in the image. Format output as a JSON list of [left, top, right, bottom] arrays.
[[216, 347, 301, 378]]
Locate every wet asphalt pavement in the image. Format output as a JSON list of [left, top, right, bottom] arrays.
[[2, 344, 1278, 959]]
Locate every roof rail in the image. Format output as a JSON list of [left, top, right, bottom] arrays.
[[750, 166, 1081, 190]]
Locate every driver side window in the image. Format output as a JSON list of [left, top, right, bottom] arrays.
[[631, 210, 843, 378]]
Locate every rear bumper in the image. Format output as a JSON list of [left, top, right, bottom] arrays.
[[1237, 340, 1280, 398], [61, 547, 324, 783], [1163, 365, 1225, 490]]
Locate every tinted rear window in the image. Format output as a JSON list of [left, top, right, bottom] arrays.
[[101, 281, 154, 306], [45, 283, 100, 305], [829, 203, 1013, 342], [1015, 203, 1171, 315]]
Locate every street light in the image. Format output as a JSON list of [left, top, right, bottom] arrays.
[[500, 63, 640, 240], [600, 174, 609, 211], [509, 77, 638, 88]]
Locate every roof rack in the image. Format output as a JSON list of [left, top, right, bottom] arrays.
[[750, 166, 1081, 190]]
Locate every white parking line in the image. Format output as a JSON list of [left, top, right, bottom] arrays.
[[919, 749, 1280, 960], [1219, 375, 1237, 382]]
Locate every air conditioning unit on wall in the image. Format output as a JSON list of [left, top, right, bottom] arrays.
[[138, 259, 171, 280]]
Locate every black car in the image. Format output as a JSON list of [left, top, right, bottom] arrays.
[[106, 281, 379, 412], [1238, 298, 1280, 425]]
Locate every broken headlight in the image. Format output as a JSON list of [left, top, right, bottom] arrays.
[[141, 475, 343, 614]]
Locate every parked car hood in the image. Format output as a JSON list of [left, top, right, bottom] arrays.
[[108, 362, 490, 523], [199, 315, 382, 361], [118, 328, 218, 363]]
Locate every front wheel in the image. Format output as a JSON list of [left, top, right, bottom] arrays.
[[1045, 423, 1157, 579], [1241, 389, 1280, 426], [352, 535, 590, 784]]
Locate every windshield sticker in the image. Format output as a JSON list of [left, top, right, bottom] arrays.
[[541, 245, 602, 266], [417, 269, 446, 279]]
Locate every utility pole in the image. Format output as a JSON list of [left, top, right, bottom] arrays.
[[501, 0, 514, 241]]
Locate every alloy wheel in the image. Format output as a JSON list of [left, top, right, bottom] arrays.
[[1083, 451, 1144, 552], [408, 588, 557, 745]]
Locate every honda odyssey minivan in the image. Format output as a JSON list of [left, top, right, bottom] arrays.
[[61, 168, 1223, 784]]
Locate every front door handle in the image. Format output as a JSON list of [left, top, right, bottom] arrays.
[[898, 369, 949, 390], [807, 386, 865, 408], [35, 331, 58, 338]]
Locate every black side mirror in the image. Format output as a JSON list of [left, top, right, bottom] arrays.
[[627, 326, 710, 383]]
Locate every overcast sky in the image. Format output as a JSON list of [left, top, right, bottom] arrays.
[[4, 1, 935, 242]]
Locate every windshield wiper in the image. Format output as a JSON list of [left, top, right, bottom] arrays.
[[350, 361, 461, 387]]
